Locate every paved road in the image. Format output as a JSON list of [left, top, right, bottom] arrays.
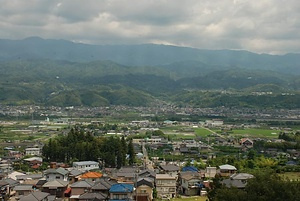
[[142, 142, 154, 170]]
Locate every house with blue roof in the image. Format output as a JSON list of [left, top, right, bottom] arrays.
[[182, 166, 198, 172], [109, 183, 134, 201]]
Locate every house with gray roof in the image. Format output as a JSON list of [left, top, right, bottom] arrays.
[[178, 171, 203, 196], [138, 169, 156, 180], [70, 180, 94, 200], [91, 177, 117, 195], [18, 191, 50, 201], [221, 173, 254, 189], [44, 167, 69, 181], [42, 180, 68, 198], [13, 184, 33, 197], [159, 164, 180, 177], [16, 173, 43, 181], [78, 192, 107, 201], [69, 169, 84, 183]]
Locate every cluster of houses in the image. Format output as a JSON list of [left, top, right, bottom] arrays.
[[0, 158, 258, 201]]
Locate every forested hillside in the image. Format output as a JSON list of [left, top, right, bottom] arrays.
[[0, 38, 299, 108]]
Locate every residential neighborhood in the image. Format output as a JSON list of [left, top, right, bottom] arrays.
[[0, 104, 299, 200]]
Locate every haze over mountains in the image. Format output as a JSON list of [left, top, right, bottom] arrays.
[[1, 37, 300, 74], [0, 37, 299, 108]]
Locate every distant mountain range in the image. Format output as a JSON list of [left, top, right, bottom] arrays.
[[1, 37, 299, 74], [0, 37, 299, 108]]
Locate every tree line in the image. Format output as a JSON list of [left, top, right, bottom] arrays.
[[42, 127, 135, 168], [208, 170, 300, 201]]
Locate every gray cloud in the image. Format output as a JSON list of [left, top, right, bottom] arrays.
[[0, 0, 299, 54]]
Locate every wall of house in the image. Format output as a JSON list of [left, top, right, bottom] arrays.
[[15, 190, 32, 197], [73, 164, 99, 171], [156, 179, 176, 199], [43, 187, 66, 198], [137, 185, 153, 200], [110, 192, 132, 200], [46, 173, 67, 181], [70, 187, 86, 196]]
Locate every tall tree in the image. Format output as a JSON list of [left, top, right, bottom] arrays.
[[128, 139, 135, 165], [121, 136, 127, 166]]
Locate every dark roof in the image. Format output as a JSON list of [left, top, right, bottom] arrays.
[[182, 166, 198, 172], [47, 195, 57, 201], [43, 180, 68, 188], [16, 174, 43, 180], [180, 147, 189, 153], [136, 178, 154, 188], [36, 179, 47, 187], [180, 171, 201, 181], [3, 178, 19, 187], [138, 169, 156, 178], [221, 179, 247, 189], [160, 164, 179, 172], [117, 166, 138, 173], [115, 172, 136, 178], [0, 180, 9, 187], [69, 169, 84, 177], [78, 192, 107, 200], [19, 191, 49, 201], [71, 180, 94, 188], [109, 183, 134, 193], [91, 178, 117, 190], [44, 167, 68, 175]]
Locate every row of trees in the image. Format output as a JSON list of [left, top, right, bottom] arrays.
[[208, 170, 300, 201], [42, 127, 135, 168]]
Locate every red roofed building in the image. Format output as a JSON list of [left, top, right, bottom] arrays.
[[80, 172, 103, 182]]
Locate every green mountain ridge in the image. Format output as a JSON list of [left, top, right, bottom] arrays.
[[0, 37, 299, 75], [0, 59, 299, 108]]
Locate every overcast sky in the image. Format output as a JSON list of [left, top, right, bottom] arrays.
[[1, 0, 299, 54]]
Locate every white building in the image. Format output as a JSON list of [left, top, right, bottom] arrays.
[[72, 161, 99, 171], [156, 174, 177, 199], [25, 148, 41, 156], [205, 119, 224, 127]]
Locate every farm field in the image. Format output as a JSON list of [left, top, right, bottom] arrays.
[[171, 196, 208, 201], [230, 128, 280, 138], [0, 123, 63, 143], [165, 133, 196, 140], [194, 128, 213, 137]]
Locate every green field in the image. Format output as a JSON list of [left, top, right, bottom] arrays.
[[231, 129, 280, 137], [279, 172, 300, 181], [194, 128, 214, 137], [165, 133, 196, 140]]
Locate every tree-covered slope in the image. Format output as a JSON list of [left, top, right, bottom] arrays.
[[0, 59, 299, 108]]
